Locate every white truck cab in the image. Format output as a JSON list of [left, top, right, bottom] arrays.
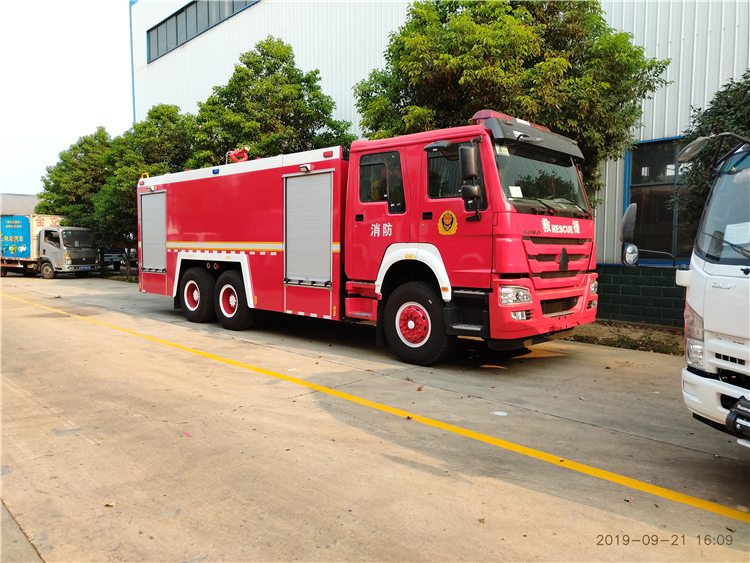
[[621, 133, 750, 445]]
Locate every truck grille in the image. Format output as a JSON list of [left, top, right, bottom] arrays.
[[530, 254, 588, 262], [542, 296, 578, 316], [534, 271, 581, 279], [524, 236, 590, 246], [70, 257, 94, 265], [715, 353, 746, 366]]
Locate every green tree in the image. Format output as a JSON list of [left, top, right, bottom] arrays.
[[92, 105, 194, 275], [354, 0, 669, 193], [189, 36, 356, 168], [36, 127, 112, 226], [671, 69, 750, 242]]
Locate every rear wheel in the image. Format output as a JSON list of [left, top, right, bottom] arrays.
[[214, 270, 253, 331], [180, 267, 215, 323], [40, 262, 56, 279], [1, 268, 7, 277], [383, 281, 455, 366], [113, 263, 121, 272]]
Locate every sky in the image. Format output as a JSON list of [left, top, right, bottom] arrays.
[[0, 1, 134, 196]]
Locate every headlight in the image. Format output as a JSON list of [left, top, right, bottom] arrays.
[[500, 286, 532, 305], [65, 254, 72, 265], [684, 302, 704, 369], [622, 243, 639, 266], [590, 280, 598, 295]]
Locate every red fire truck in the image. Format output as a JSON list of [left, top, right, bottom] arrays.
[[137, 110, 598, 365]]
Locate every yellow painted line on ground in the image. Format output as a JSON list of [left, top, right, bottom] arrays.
[[4, 292, 749, 524]]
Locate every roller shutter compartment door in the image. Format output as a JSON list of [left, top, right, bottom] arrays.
[[285, 173, 332, 284], [140, 192, 167, 272]]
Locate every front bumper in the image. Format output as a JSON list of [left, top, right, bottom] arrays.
[[488, 273, 598, 341], [681, 367, 744, 427]]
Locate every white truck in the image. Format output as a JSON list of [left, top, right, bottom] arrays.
[[621, 132, 750, 445], [1, 214, 99, 279]]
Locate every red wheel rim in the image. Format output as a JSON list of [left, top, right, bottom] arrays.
[[219, 284, 238, 318], [396, 302, 431, 347], [184, 280, 200, 311]]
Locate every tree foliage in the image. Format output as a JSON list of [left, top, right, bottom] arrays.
[[92, 105, 194, 273], [36, 127, 111, 227], [354, 0, 670, 193], [671, 69, 750, 240], [189, 36, 356, 168]]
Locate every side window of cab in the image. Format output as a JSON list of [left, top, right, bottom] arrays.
[[359, 151, 406, 214], [426, 141, 487, 211], [44, 229, 60, 248]]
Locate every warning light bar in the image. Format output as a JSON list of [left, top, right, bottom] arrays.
[[471, 110, 550, 132]]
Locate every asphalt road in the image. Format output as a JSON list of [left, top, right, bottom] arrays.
[[2, 274, 749, 562]]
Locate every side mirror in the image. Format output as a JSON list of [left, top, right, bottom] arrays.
[[461, 184, 481, 222], [677, 136, 711, 162], [461, 184, 481, 201], [459, 145, 479, 181], [620, 203, 637, 243], [621, 203, 639, 266], [622, 243, 639, 267]]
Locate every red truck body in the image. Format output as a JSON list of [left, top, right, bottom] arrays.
[[138, 111, 598, 364]]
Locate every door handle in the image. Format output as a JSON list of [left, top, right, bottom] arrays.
[[355, 214, 364, 222], [422, 212, 433, 220]]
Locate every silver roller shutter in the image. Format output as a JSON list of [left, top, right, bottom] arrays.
[[285, 173, 332, 284], [140, 192, 167, 271]]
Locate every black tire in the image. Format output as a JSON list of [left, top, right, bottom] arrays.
[[214, 270, 254, 331], [113, 263, 121, 272], [179, 267, 215, 323], [0, 268, 7, 277], [74, 271, 90, 278], [383, 281, 455, 366], [41, 262, 56, 279]]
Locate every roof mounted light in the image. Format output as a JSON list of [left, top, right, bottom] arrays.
[[471, 109, 550, 132]]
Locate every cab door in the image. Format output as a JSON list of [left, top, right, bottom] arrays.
[[418, 139, 493, 288], [346, 148, 410, 282], [41, 228, 63, 267]]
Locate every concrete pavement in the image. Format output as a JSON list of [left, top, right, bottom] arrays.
[[1, 275, 748, 561]]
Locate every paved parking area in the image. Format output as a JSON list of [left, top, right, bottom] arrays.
[[2, 276, 748, 561]]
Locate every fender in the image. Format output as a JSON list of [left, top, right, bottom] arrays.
[[40, 257, 59, 271], [375, 243, 452, 302], [171, 251, 256, 308]]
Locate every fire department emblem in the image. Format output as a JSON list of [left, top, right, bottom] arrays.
[[438, 210, 458, 235]]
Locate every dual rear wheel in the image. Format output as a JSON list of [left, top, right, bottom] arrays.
[[179, 268, 255, 330]]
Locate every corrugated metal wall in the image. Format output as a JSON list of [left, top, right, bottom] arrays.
[[132, 1, 749, 264], [131, 0, 408, 135], [596, 0, 750, 263]]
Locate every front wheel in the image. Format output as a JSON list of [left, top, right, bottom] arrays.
[[180, 267, 215, 323], [40, 262, 56, 279], [214, 270, 254, 331], [383, 281, 455, 366]]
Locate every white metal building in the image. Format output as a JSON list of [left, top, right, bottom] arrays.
[[130, 0, 750, 265]]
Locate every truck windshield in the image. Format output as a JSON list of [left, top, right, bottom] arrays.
[[61, 230, 95, 249], [695, 144, 750, 266], [494, 142, 589, 218]]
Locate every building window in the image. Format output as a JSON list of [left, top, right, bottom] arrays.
[[628, 139, 692, 260], [147, 1, 259, 63]]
